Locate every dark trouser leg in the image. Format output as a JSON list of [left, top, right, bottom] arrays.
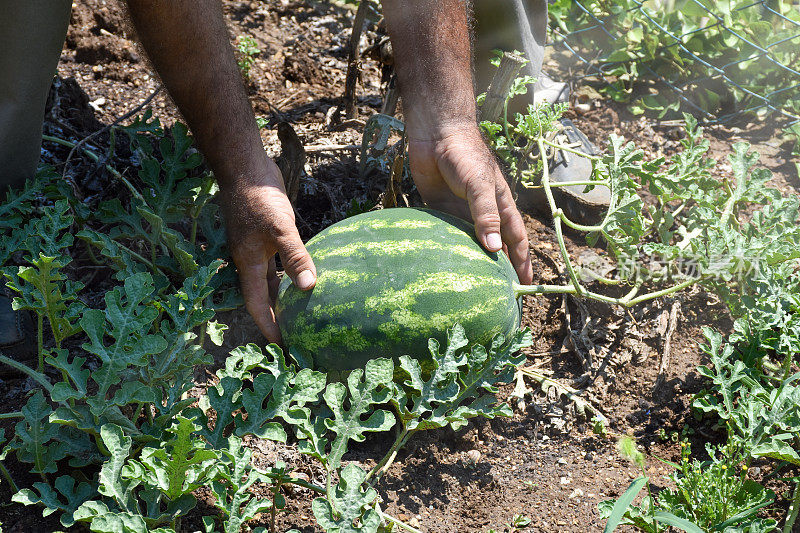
[[471, 0, 610, 223], [0, 1, 70, 367], [472, 0, 548, 100], [0, 0, 72, 193]]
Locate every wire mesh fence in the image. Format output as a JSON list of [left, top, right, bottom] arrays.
[[547, 0, 800, 127]]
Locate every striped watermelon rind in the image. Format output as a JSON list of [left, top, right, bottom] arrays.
[[276, 208, 521, 372]]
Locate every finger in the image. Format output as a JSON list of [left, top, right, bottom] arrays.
[[464, 170, 503, 253], [496, 184, 533, 284], [237, 256, 283, 343], [271, 214, 317, 291]]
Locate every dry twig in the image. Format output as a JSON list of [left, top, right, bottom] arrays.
[[655, 300, 681, 390]]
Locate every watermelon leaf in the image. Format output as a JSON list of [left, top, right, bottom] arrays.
[[207, 436, 273, 533], [391, 325, 531, 433], [9, 390, 67, 474], [234, 345, 326, 441], [12, 475, 95, 527], [312, 464, 380, 533], [323, 358, 396, 469], [391, 325, 468, 432], [123, 416, 217, 502]]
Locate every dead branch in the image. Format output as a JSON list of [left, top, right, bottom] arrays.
[[655, 300, 681, 390], [343, 0, 371, 120], [479, 52, 526, 123]]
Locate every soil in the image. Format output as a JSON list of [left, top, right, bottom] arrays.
[[1, 1, 798, 532]]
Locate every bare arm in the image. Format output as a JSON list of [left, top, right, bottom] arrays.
[[382, 0, 532, 284], [124, 0, 317, 343]]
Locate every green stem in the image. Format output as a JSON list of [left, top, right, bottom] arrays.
[[720, 162, 745, 226], [523, 179, 610, 189], [325, 466, 333, 506], [150, 231, 158, 273], [41, 135, 145, 203], [37, 314, 44, 373], [645, 472, 658, 533], [784, 480, 800, 533], [190, 215, 199, 248], [271, 486, 278, 533], [0, 411, 23, 419], [0, 355, 53, 393], [622, 277, 700, 306], [262, 472, 325, 494], [537, 136, 584, 297], [378, 510, 424, 533], [198, 308, 209, 348], [0, 461, 19, 494], [114, 241, 161, 274], [366, 428, 412, 484], [554, 216, 584, 297], [538, 138, 559, 214], [83, 241, 103, 265], [671, 201, 687, 219], [512, 277, 701, 307], [133, 403, 144, 424], [541, 137, 602, 161], [556, 211, 604, 233], [502, 98, 512, 149], [513, 283, 578, 298], [780, 350, 795, 381]]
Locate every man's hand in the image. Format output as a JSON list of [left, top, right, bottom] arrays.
[[125, 0, 316, 343], [220, 164, 316, 343], [408, 126, 533, 284], [383, 0, 533, 284]]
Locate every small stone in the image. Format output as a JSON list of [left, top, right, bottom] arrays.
[[466, 449, 481, 463], [409, 517, 421, 528], [557, 457, 568, 465], [560, 476, 571, 485], [290, 471, 309, 482], [569, 488, 584, 499]]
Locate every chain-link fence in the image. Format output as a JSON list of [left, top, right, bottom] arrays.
[[547, 0, 800, 127]]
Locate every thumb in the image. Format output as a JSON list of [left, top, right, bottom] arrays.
[[273, 222, 317, 291]]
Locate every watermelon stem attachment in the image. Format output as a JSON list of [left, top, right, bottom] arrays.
[[507, 136, 707, 309], [512, 283, 578, 299], [512, 276, 702, 307]]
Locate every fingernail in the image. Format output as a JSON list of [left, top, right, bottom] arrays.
[[296, 269, 315, 290], [486, 232, 502, 251]]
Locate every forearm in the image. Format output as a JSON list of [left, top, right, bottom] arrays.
[[382, 0, 477, 139], [125, 0, 273, 188]]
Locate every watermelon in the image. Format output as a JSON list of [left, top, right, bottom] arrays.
[[275, 208, 522, 371]]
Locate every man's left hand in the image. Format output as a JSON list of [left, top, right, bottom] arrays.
[[408, 124, 533, 285]]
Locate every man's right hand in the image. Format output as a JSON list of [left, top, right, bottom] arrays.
[[220, 162, 316, 344]]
